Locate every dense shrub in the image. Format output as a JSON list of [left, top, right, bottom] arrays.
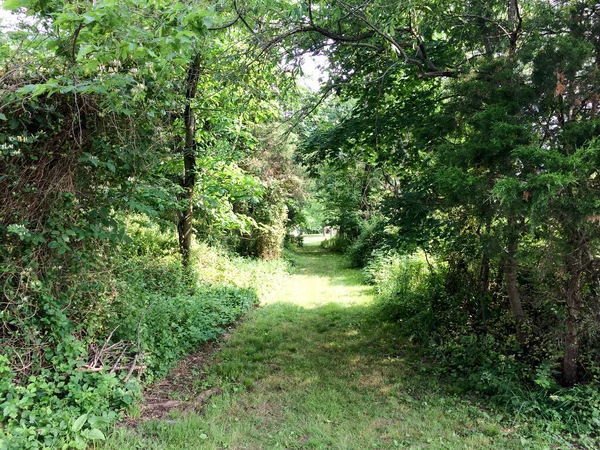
[[1, 241, 135, 449], [1, 216, 288, 449], [346, 217, 391, 268], [0, 338, 138, 449], [368, 249, 600, 440], [192, 241, 289, 302], [284, 234, 304, 249], [436, 334, 600, 438], [110, 251, 260, 381], [319, 234, 352, 252], [368, 251, 441, 343], [108, 225, 288, 382]]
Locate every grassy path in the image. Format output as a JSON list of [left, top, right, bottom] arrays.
[[104, 236, 544, 449]]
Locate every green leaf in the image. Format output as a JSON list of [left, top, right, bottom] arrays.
[[0, 113, 6, 120], [3, 0, 29, 11], [82, 60, 100, 73], [81, 428, 105, 440], [18, 84, 37, 94], [72, 413, 88, 432], [91, 85, 108, 95], [77, 45, 95, 60]]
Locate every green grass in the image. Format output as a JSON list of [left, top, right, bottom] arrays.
[[102, 236, 558, 449]]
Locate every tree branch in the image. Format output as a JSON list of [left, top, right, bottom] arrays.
[[208, 15, 240, 31]]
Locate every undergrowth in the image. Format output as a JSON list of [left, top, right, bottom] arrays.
[[0, 216, 288, 449], [367, 250, 600, 445], [319, 234, 352, 252]]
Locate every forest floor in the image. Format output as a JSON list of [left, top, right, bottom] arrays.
[[103, 236, 552, 449]]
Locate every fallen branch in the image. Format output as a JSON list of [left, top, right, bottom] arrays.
[[77, 364, 147, 373]]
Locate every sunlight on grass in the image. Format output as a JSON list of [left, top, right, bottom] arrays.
[[266, 234, 374, 310]]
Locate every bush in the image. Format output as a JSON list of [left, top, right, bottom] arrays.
[[192, 241, 289, 301], [1, 251, 138, 449], [436, 334, 600, 438], [284, 234, 304, 249], [368, 248, 600, 440], [1, 216, 289, 449], [0, 335, 139, 449], [111, 273, 259, 381], [369, 251, 441, 343], [346, 217, 391, 268], [108, 237, 289, 382], [320, 234, 352, 252]]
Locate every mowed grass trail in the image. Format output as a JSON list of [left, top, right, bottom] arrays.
[[104, 236, 546, 449]]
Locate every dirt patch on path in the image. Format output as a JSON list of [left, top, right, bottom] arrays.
[[132, 329, 233, 422]]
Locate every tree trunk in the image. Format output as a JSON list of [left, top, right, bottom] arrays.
[[561, 232, 584, 386], [508, 0, 518, 23], [505, 225, 526, 344], [360, 163, 373, 218], [562, 267, 581, 386], [178, 53, 201, 267], [479, 253, 490, 323], [478, 221, 492, 324], [507, 0, 521, 56]]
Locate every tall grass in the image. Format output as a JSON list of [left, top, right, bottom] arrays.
[[366, 250, 439, 343]]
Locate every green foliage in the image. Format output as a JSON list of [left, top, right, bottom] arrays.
[[368, 251, 440, 343], [102, 239, 561, 449], [284, 233, 304, 249], [107, 221, 288, 382], [368, 250, 600, 440], [319, 234, 352, 252], [0, 344, 137, 449], [0, 216, 288, 448], [115, 281, 258, 381], [231, 124, 305, 260], [294, 192, 326, 233], [346, 216, 392, 268], [298, 0, 600, 401], [1, 0, 304, 445], [437, 335, 600, 439], [3, 0, 600, 445], [192, 241, 290, 301]]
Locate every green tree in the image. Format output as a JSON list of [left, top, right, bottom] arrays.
[[295, 0, 600, 386]]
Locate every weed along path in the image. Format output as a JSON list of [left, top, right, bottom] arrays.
[[105, 236, 543, 450]]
